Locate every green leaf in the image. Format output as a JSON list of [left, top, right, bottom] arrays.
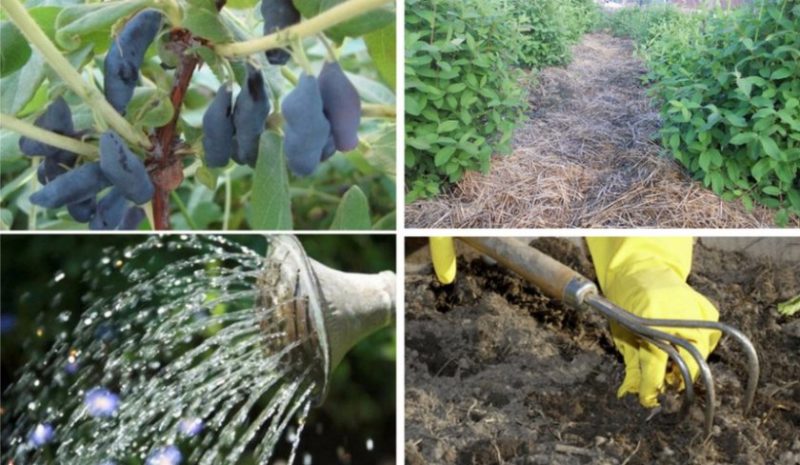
[[372, 210, 396, 230], [777, 294, 800, 317], [438, 120, 459, 133], [183, 5, 233, 43], [127, 88, 175, 128], [750, 158, 772, 182], [293, 0, 394, 43], [741, 194, 753, 211], [226, 0, 260, 8], [29, 6, 63, 42], [434, 146, 456, 167], [760, 135, 783, 160], [250, 131, 293, 230], [762, 186, 782, 196], [0, 54, 46, 116], [364, 24, 395, 89], [0, 22, 31, 77], [729, 132, 754, 145], [330, 185, 371, 230], [55, 0, 150, 51], [195, 166, 218, 190], [771, 68, 791, 80]]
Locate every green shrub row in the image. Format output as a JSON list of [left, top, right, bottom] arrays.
[[608, 1, 800, 224], [405, 0, 599, 201], [513, 0, 599, 68]]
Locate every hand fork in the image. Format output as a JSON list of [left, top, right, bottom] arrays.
[[459, 237, 759, 438]]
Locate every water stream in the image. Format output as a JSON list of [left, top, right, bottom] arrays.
[[2, 235, 324, 465]]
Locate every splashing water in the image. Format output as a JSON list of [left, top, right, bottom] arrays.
[[1, 235, 326, 465]]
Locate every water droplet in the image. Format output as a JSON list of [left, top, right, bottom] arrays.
[[54, 271, 66, 282]]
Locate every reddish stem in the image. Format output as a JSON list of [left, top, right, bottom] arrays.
[[150, 32, 200, 230]]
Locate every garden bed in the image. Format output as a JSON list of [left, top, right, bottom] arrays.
[[405, 34, 794, 228], [405, 238, 800, 464]]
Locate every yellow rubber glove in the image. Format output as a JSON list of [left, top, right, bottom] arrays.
[[429, 237, 456, 284], [586, 237, 721, 408]]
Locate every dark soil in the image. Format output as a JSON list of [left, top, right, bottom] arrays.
[[405, 238, 800, 465]]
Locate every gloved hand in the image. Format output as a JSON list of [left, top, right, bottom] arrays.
[[586, 237, 721, 408], [429, 237, 456, 284]]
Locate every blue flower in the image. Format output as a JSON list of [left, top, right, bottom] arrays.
[[65, 360, 79, 374], [85, 387, 120, 418], [29, 423, 54, 447], [0, 314, 16, 334], [146, 445, 183, 465], [178, 418, 204, 437]]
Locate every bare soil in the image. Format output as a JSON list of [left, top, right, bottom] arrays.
[[405, 34, 795, 228], [405, 238, 800, 465]]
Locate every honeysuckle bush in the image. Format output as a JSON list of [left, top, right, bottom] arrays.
[[607, 1, 800, 225], [513, 0, 599, 69], [404, 0, 598, 202], [0, 0, 396, 230]]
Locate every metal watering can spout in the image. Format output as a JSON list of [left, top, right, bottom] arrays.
[[258, 235, 395, 404]]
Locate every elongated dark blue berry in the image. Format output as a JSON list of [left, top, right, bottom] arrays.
[[321, 132, 336, 162], [104, 9, 162, 114], [118, 206, 145, 230], [19, 97, 75, 157], [232, 65, 270, 167], [282, 74, 330, 176], [29, 162, 111, 208], [67, 197, 96, 223], [202, 85, 235, 168], [261, 0, 300, 65], [90, 188, 128, 230], [318, 61, 361, 151], [37, 150, 78, 184], [99, 131, 154, 204]]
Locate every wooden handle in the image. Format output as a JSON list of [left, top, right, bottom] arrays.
[[460, 237, 590, 302]]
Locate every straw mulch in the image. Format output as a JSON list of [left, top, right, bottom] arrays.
[[406, 33, 795, 228]]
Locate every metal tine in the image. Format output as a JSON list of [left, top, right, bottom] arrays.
[[629, 318, 759, 413], [643, 336, 695, 418], [583, 294, 716, 438]]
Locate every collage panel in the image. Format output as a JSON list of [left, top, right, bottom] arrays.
[[406, 236, 800, 464], [1, 234, 396, 464], [404, 0, 799, 228], [1, 0, 397, 231]]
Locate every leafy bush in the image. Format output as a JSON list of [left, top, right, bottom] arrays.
[[513, 0, 599, 70], [405, 0, 597, 201], [405, 0, 528, 201], [602, 5, 684, 44], [608, 1, 800, 224], [513, 0, 571, 68], [0, 0, 396, 230]]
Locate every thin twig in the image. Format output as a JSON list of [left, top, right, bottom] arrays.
[[0, 0, 151, 149], [621, 440, 642, 465], [0, 114, 97, 157], [214, 0, 393, 57]]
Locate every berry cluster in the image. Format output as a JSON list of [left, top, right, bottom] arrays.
[[20, 1, 365, 228], [22, 100, 151, 229], [22, 10, 163, 229]]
